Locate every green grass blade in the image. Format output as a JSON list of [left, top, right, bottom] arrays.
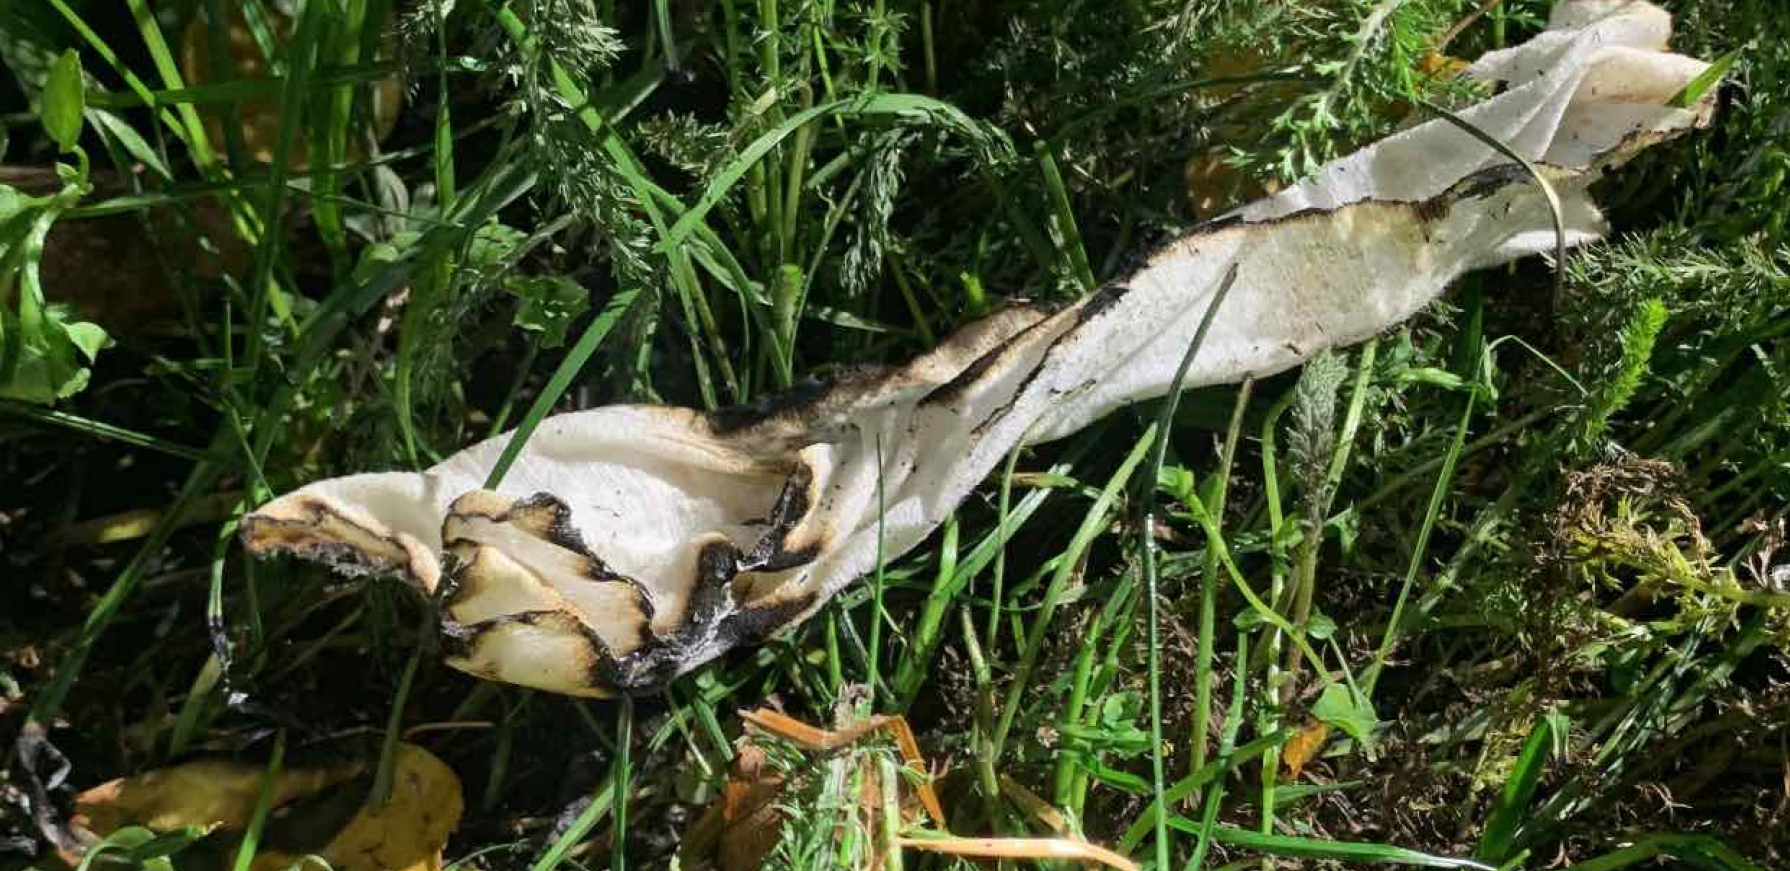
[[868, 434, 888, 703], [991, 426, 1158, 759], [1165, 822, 1493, 870], [370, 641, 423, 809], [658, 93, 992, 254], [893, 513, 958, 705], [1185, 631, 1253, 871], [1137, 263, 1240, 868], [1670, 47, 1740, 108], [1118, 728, 1293, 853], [612, 695, 634, 871], [1366, 383, 1476, 695], [1193, 378, 1253, 784], [484, 286, 644, 489], [228, 732, 285, 871], [1036, 141, 1096, 291], [529, 758, 616, 871], [1562, 834, 1769, 871], [1474, 715, 1558, 863], [0, 403, 213, 462]]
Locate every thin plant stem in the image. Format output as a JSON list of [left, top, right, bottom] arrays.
[[1283, 339, 1378, 692], [867, 433, 887, 705], [229, 731, 285, 871], [1367, 385, 1477, 695], [1139, 263, 1240, 869], [1191, 377, 1254, 790], [612, 695, 634, 871], [371, 634, 424, 808]]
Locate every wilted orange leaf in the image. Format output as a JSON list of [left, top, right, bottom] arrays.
[[1281, 720, 1333, 779]]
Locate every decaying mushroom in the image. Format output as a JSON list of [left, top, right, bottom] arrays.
[[243, 2, 1717, 697]]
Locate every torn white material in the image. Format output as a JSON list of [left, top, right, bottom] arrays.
[[243, 1, 1714, 697]]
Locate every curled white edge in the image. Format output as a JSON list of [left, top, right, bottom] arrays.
[[242, 1, 1715, 697]]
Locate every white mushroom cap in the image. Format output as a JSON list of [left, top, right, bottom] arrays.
[[243, 1, 1716, 697]]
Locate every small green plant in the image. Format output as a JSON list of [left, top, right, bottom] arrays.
[[1, 49, 110, 404]]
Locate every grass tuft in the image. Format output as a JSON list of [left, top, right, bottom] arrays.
[[2, 1, 1787, 870]]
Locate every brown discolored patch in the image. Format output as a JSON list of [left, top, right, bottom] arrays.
[[239, 497, 427, 587], [705, 367, 888, 436], [498, 492, 607, 559], [447, 609, 624, 698], [915, 301, 1063, 407], [725, 589, 822, 648], [739, 464, 822, 574], [442, 490, 638, 587]]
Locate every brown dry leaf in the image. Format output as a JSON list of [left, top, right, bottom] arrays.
[[0, 167, 245, 330], [180, 7, 402, 168], [1182, 148, 1283, 222], [1281, 719, 1333, 780], [683, 744, 788, 871], [72, 743, 461, 871], [714, 745, 787, 871]]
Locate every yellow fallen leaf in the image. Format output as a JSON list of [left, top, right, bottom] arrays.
[[257, 744, 463, 871], [74, 757, 361, 835], [1418, 52, 1471, 80], [72, 743, 462, 871]]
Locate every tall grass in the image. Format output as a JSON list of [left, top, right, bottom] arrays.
[[1, 1, 1786, 870]]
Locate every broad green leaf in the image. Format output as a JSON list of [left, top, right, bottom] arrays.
[[506, 275, 590, 348], [64, 319, 110, 363], [466, 221, 526, 268], [0, 206, 109, 404], [42, 49, 85, 152], [0, 185, 34, 224], [1075, 756, 1151, 793], [1313, 681, 1378, 751], [2, 308, 112, 403], [1156, 465, 1196, 500], [90, 109, 171, 180], [804, 304, 900, 334], [1401, 366, 1467, 390]]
